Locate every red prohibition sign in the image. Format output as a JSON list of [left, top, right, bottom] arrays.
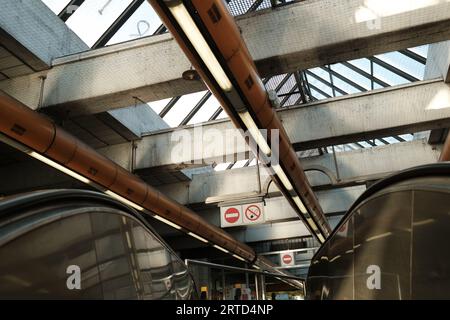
[[245, 205, 261, 221], [282, 254, 293, 264], [224, 207, 240, 224]]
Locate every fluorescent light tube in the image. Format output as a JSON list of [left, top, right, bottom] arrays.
[[27, 151, 91, 185], [213, 245, 229, 253], [169, 3, 233, 91], [317, 234, 326, 244], [239, 111, 271, 156], [272, 164, 293, 191], [232, 254, 246, 262], [188, 232, 209, 243], [293, 196, 307, 214], [307, 218, 319, 232], [154, 215, 182, 230], [293, 196, 325, 243], [105, 190, 144, 211]]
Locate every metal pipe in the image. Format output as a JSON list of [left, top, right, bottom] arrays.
[[185, 259, 305, 282], [260, 275, 266, 300], [148, 0, 331, 242], [256, 158, 262, 194], [331, 145, 341, 181]]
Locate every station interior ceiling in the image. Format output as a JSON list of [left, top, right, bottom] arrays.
[[1, 0, 450, 298]]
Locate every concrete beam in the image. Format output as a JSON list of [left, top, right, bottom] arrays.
[[302, 139, 441, 186], [0, 0, 88, 72], [157, 139, 439, 205], [108, 103, 169, 137], [101, 80, 449, 169], [3, 0, 450, 113], [0, 140, 438, 204], [0, 35, 201, 112], [246, 0, 450, 76], [425, 41, 450, 83]]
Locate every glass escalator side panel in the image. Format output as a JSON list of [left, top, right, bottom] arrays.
[[0, 207, 192, 299]]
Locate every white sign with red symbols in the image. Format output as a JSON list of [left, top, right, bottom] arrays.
[[242, 203, 265, 225], [220, 206, 242, 227], [280, 252, 295, 267], [220, 202, 265, 227]]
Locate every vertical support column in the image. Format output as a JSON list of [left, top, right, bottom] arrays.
[[254, 274, 260, 300], [331, 145, 341, 182], [222, 268, 226, 300], [254, 274, 266, 300], [245, 264, 250, 289], [419, 42, 450, 143], [260, 275, 266, 300]]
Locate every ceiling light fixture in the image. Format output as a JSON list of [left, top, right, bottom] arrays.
[[169, 3, 233, 91]]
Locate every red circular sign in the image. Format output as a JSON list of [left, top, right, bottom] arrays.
[[224, 207, 240, 224], [245, 205, 261, 221], [282, 254, 293, 264]]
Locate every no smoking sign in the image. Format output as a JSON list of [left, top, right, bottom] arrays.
[[220, 202, 265, 227], [242, 203, 264, 224], [245, 205, 261, 221]]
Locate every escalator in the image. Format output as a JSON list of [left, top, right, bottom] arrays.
[[306, 163, 450, 300], [0, 189, 195, 299]]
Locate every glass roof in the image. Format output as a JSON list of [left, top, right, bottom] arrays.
[[65, 0, 134, 47], [106, 2, 163, 46], [42, 0, 72, 14], [40, 0, 430, 170]]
